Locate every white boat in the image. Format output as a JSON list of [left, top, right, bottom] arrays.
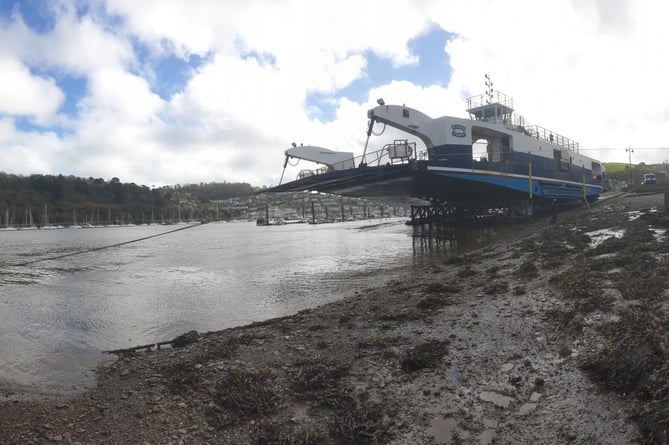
[[272, 77, 604, 210]]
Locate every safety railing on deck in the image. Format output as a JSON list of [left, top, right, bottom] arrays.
[[297, 140, 422, 180], [526, 125, 579, 152]]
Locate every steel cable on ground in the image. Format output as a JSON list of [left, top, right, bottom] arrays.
[[5, 223, 204, 268]]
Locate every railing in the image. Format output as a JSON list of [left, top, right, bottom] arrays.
[[466, 91, 514, 110], [297, 140, 422, 180], [526, 125, 579, 152]]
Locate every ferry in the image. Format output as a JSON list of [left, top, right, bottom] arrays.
[[271, 81, 604, 210]]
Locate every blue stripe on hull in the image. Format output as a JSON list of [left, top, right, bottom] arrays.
[[425, 169, 602, 202]]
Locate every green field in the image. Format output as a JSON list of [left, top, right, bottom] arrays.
[[603, 162, 630, 173]]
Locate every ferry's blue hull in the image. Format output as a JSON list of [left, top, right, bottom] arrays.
[[270, 153, 603, 205]]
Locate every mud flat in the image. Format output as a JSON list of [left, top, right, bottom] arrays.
[[1, 192, 668, 444]]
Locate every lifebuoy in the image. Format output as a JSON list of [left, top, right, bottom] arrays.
[[407, 146, 413, 157]]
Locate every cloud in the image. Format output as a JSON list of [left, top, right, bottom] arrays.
[[0, 58, 64, 124], [0, 117, 65, 173], [1, 0, 669, 188]]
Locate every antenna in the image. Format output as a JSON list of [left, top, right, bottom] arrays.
[[485, 73, 494, 103]]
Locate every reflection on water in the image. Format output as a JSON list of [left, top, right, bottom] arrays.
[[411, 222, 506, 259], [0, 218, 517, 397]]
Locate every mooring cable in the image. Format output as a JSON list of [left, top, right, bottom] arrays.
[[5, 223, 204, 268]]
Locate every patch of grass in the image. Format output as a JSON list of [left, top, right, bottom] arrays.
[[400, 340, 449, 372]]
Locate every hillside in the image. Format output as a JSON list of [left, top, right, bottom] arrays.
[[0, 173, 257, 226]]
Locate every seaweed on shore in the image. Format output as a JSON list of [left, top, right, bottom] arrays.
[[330, 401, 385, 445], [580, 308, 664, 396], [357, 335, 403, 350], [209, 368, 282, 427], [613, 252, 668, 301], [249, 421, 330, 445], [291, 358, 351, 408], [161, 361, 202, 394], [634, 363, 669, 445], [416, 294, 454, 311], [514, 260, 539, 280], [400, 340, 449, 372], [548, 262, 612, 313]]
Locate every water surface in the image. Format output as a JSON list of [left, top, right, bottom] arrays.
[[0, 219, 505, 396]]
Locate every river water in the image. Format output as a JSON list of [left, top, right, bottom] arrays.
[[0, 219, 503, 397]]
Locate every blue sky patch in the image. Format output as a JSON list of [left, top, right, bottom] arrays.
[[56, 74, 87, 116], [306, 26, 455, 122], [0, 0, 91, 32], [151, 52, 209, 100], [0, 0, 55, 32]]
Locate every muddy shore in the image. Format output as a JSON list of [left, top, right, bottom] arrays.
[[1, 192, 668, 444]]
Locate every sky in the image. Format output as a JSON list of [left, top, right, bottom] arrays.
[[1, 0, 668, 188]]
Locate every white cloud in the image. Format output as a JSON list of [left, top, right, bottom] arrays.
[[1, 0, 669, 187], [0, 118, 65, 173], [0, 58, 64, 124]]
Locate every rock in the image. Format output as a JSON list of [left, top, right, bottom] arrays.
[[517, 403, 537, 416], [427, 417, 457, 444], [479, 391, 514, 408], [480, 429, 497, 445]]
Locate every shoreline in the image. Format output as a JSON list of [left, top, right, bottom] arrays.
[[1, 192, 667, 444]]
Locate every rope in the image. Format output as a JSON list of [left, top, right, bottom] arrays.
[[6, 223, 204, 267]]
